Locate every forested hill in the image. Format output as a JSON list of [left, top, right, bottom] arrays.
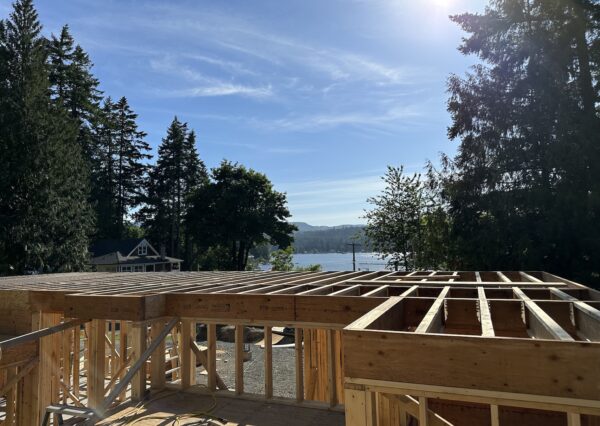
[[291, 223, 368, 253]]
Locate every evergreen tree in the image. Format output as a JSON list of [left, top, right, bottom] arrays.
[[446, 0, 600, 284], [47, 24, 102, 157], [92, 97, 151, 239], [140, 117, 207, 266], [0, 0, 93, 274]]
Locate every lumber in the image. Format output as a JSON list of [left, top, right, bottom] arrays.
[[129, 321, 148, 402], [264, 326, 273, 398], [87, 319, 105, 410], [0, 356, 38, 396], [478, 287, 495, 337], [207, 323, 217, 391], [513, 287, 574, 341], [180, 319, 196, 389], [150, 320, 166, 390], [235, 324, 244, 395], [295, 328, 304, 402], [190, 339, 227, 390], [415, 286, 450, 333], [103, 317, 177, 411]]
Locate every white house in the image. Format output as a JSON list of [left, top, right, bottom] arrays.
[[89, 238, 182, 272]]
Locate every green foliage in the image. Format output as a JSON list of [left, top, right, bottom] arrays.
[[0, 0, 94, 274], [91, 97, 151, 239], [187, 161, 297, 271], [295, 263, 322, 272], [270, 246, 321, 271], [364, 166, 450, 271], [270, 247, 294, 271], [364, 166, 422, 271], [138, 117, 207, 267], [444, 0, 600, 285]]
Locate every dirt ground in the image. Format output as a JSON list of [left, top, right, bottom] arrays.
[[194, 334, 299, 399]]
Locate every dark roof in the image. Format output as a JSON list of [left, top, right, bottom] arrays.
[[89, 238, 144, 258], [117, 256, 182, 265]]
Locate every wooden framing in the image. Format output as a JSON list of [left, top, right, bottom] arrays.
[[0, 270, 598, 425]]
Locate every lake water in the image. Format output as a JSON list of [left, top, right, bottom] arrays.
[[292, 252, 388, 271]]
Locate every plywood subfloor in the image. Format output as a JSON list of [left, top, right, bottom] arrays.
[[99, 391, 345, 426]]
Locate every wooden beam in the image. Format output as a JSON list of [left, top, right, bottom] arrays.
[[0, 318, 88, 351], [327, 329, 337, 407], [490, 404, 500, 426], [130, 321, 148, 402], [497, 272, 511, 283], [190, 339, 227, 390], [180, 319, 195, 389], [415, 287, 450, 334], [103, 317, 177, 412], [568, 412, 582, 426], [513, 287, 574, 341], [419, 396, 429, 426], [150, 321, 166, 390], [550, 287, 600, 341], [361, 285, 389, 297], [520, 272, 543, 283], [344, 330, 600, 401], [0, 356, 38, 396], [87, 319, 105, 410], [207, 323, 217, 391], [478, 287, 495, 337], [295, 328, 304, 403], [344, 387, 367, 426], [235, 325, 244, 395], [264, 326, 273, 399]]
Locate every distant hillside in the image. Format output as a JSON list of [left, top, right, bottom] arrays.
[[291, 223, 369, 253]]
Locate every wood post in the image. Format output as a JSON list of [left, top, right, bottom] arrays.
[[87, 319, 106, 410], [207, 323, 217, 391], [118, 321, 128, 402], [491, 404, 500, 426], [295, 328, 304, 403], [180, 319, 195, 389], [235, 325, 244, 395], [16, 312, 40, 425], [327, 329, 337, 407], [37, 313, 62, 421], [568, 412, 582, 426], [130, 322, 147, 401], [419, 396, 429, 426], [150, 320, 166, 390], [264, 326, 273, 399], [73, 325, 80, 398]]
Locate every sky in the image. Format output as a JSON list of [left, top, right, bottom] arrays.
[[6, 0, 486, 225]]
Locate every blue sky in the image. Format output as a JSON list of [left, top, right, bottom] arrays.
[[8, 0, 485, 225]]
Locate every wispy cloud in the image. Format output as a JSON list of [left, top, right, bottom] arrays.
[[75, 3, 436, 127], [149, 56, 273, 99], [254, 105, 423, 132], [162, 84, 273, 99]]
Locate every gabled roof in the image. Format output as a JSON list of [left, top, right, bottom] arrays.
[[90, 238, 145, 258]]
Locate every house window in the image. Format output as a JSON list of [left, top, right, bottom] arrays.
[[137, 244, 147, 256], [134, 265, 144, 272], [121, 266, 132, 272]]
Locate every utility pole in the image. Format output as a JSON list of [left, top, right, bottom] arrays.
[[347, 242, 361, 271]]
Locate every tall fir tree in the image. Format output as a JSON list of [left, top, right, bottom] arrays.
[[92, 97, 151, 239], [446, 0, 600, 284], [139, 117, 207, 266], [0, 0, 93, 274], [47, 24, 102, 159]]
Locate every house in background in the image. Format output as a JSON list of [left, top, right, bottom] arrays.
[[89, 238, 182, 272]]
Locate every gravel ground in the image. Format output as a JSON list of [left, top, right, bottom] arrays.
[[194, 333, 299, 398]]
